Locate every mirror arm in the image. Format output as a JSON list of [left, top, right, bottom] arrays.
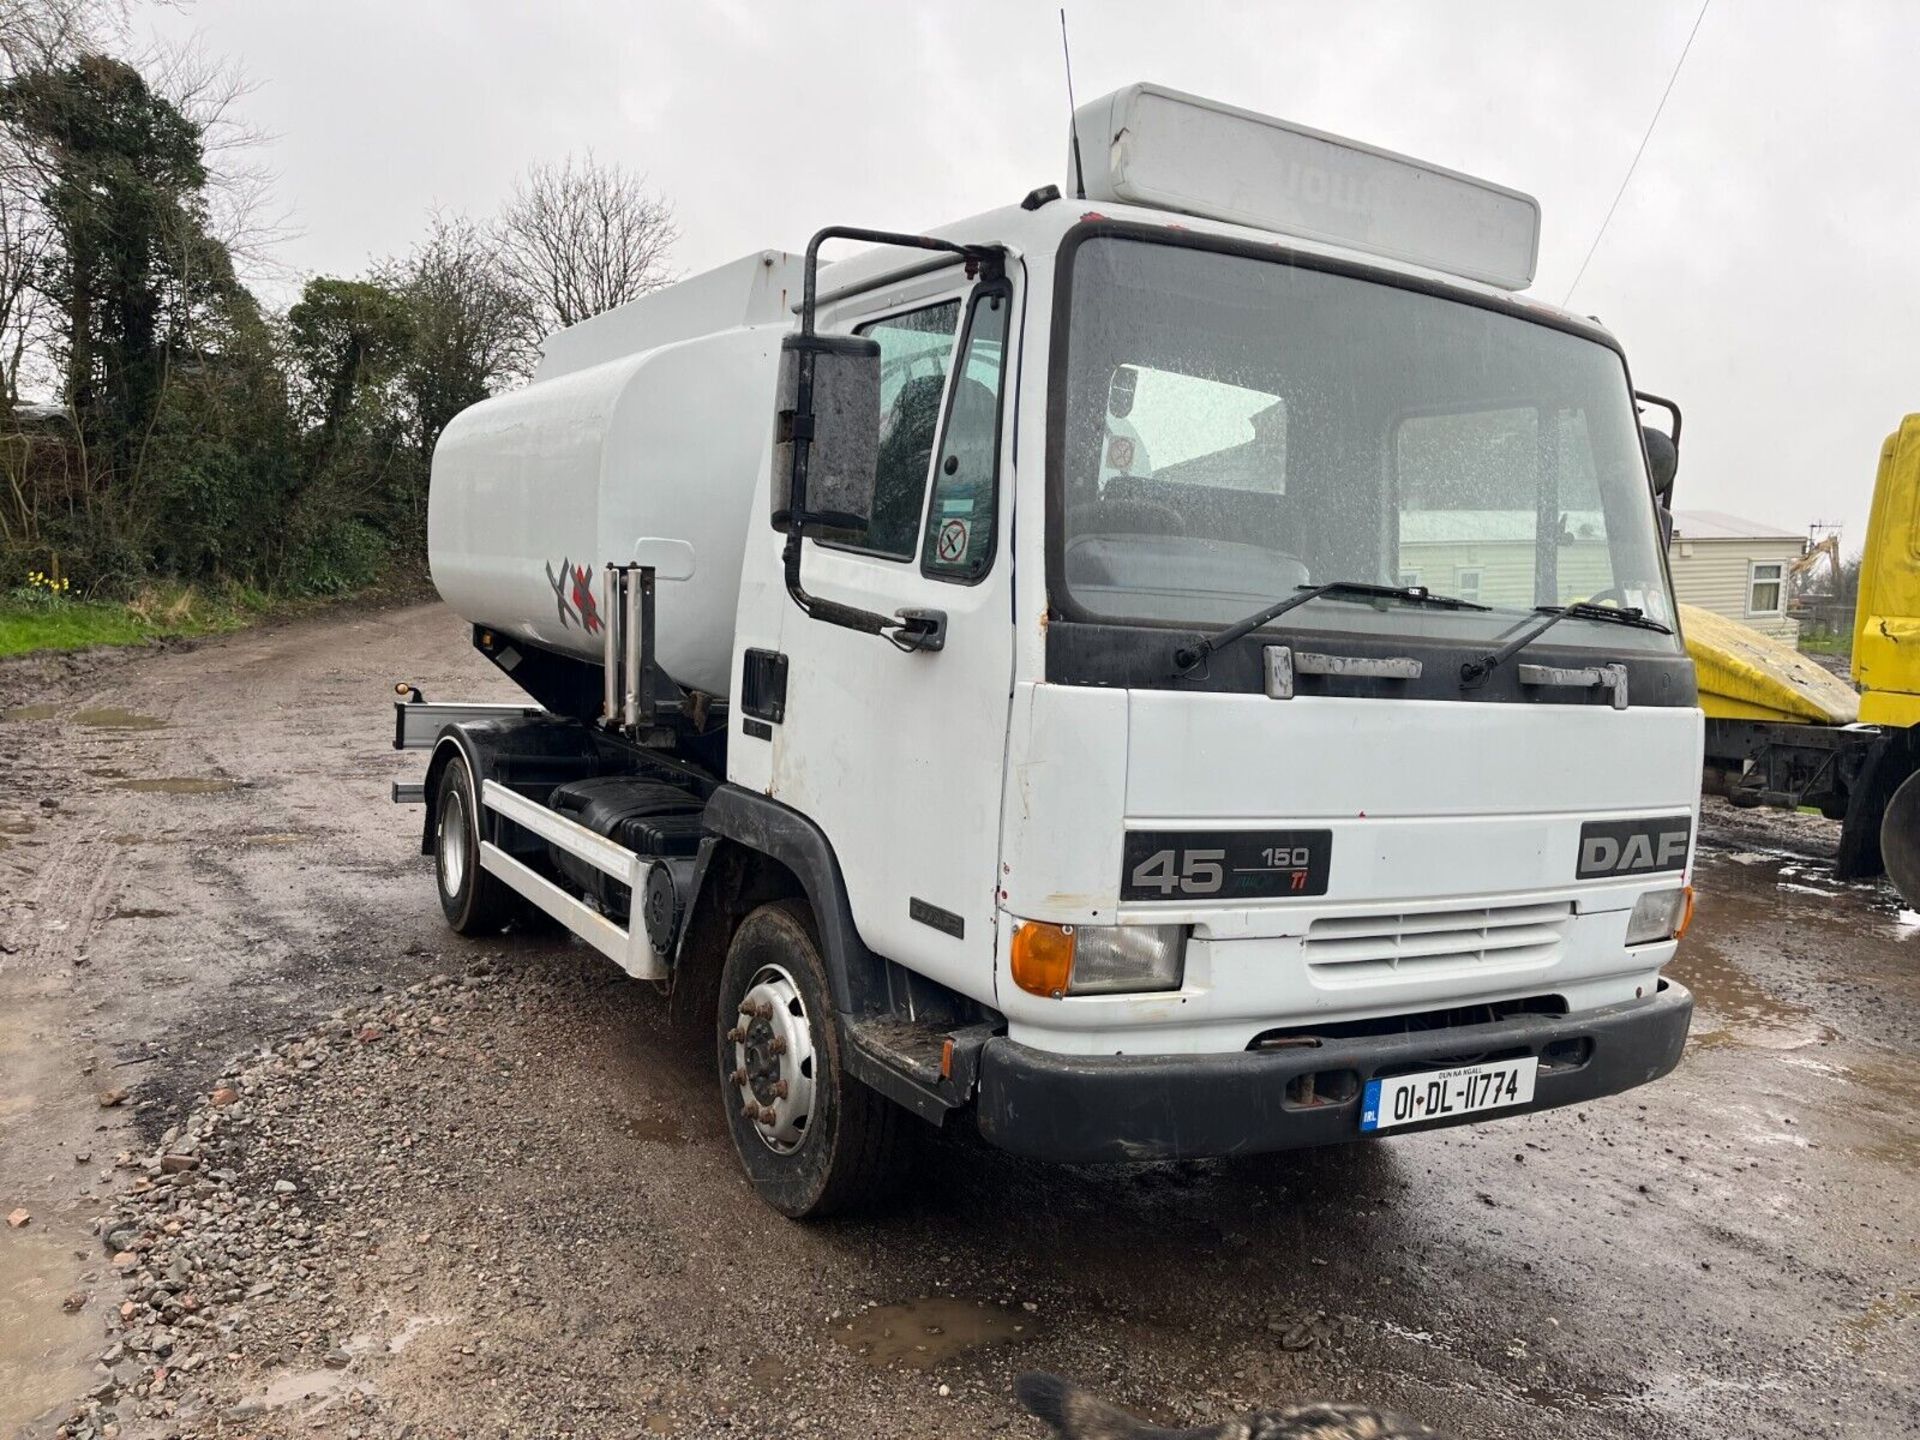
[[780, 225, 1004, 647], [1634, 390, 1682, 449]]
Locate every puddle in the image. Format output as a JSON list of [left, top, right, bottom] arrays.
[[1836, 1059, 1920, 1171], [620, 1105, 690, 1146], [256, 1367, 373, 1411], [0, 1226, 96, 1435], [72, 707, 166, 730], [833, 1298, 1036, 1370], [0, 703, 59, 721], [246, 1315, 450, 1416], [1668, 944, 1833, 1051], [382, 1312, 452, 1354], [241, 832, 305, 847], [111, 777, 238, 795], [1847, 1289, 1919, 1341], [107, 907, 176, 921], [84, 767, 129, 780]]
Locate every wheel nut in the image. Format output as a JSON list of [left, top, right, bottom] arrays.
[[730, 1068, 748, 1087], [758, 1105, 777, 1124], [738, 1002, 756, 1017], [774, 1079, 790, 1099], [768, 1036, 788, 1056], [754, 1000, 775, 1020], [725, 1026, 745, 1043], [741, 1101, 757, 1119]]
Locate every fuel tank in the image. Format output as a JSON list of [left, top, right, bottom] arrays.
[[427, 251, 802, 697]]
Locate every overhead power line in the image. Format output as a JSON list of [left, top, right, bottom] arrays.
[[1562, 0, 1712, 306]]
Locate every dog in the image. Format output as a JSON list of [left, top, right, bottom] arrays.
[[1014, 1372, 1449, 1440]]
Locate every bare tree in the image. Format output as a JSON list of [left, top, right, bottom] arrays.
[[494, 152, 676, 335], [0, 0, 131, 401], [0, 0, 127, 78], [144, 35, 293, 282], [385, 211, 534, 458]]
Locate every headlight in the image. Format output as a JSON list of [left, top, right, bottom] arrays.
[[1010, 921, 1187, 997], [1626, 886, 1693, 946]]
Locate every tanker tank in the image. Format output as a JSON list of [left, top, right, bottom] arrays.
[[427, 250, 803, 698]]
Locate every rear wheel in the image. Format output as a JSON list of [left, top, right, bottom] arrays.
[[717, 899, 907, 1218], [1881, 768, 1920, 909], [434, 752, 516, 935]]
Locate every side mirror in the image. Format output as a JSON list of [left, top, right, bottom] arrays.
[[772, 333, 882, 532], [1642, 425, 1678, 502]]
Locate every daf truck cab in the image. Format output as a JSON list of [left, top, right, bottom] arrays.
[[402, 84, 1699, 1217]]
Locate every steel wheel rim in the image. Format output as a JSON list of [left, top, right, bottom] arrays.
[[438, 783, 469, 897], [729, 964, 817, 1154]]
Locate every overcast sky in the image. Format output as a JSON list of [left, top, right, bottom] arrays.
[[142, 0, 1920, 548]]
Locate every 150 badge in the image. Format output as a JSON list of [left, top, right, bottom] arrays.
[[1121, 829, 1332, 902]]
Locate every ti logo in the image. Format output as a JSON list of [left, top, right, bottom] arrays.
[[544, 558, 602, 634]]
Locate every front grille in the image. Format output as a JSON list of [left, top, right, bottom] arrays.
[[1303, 900, 1572, 981]]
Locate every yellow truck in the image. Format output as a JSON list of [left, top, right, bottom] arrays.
[[1694, 414, 1920, 901]]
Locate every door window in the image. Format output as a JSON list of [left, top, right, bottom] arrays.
[[816, 300, 962, 559], [920, 287, 1010, 581]]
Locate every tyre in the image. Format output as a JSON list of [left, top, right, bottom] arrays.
[[717, 899, 907, 1218], [1882, 768, 1920, 909], [433, 752, 516, 936]]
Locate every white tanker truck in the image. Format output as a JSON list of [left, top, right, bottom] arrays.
[[394, 84, 1701, 1217]]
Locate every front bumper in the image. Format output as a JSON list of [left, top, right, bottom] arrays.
[[974, 979, 1692, 1163]]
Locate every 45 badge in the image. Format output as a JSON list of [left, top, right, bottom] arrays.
[[1120, 829, 1332, 901]]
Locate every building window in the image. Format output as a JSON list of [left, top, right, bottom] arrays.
[[1748, 561, 1785, 616], [1397, 569, 1421, 589], [1454, 567, 1484, 604]]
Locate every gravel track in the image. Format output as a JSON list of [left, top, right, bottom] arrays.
[[0, 604, 1914, 1439]]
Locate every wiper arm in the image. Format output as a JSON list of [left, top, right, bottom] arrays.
[[1173, 581, 1490, 675], [1459, 601, 1674, 688]]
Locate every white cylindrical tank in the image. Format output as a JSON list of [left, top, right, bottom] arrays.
[[428, 322, 788, 698]]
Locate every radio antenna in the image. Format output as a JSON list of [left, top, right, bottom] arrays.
[[1060, 8, 1086, 199]]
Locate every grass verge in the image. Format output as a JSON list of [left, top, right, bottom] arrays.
[[1797, 630, 1852, 658], [0, 585, 267, 660]]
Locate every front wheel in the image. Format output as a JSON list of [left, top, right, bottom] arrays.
[[716, 900, 908, 1218], [434, 752, 516, 936]]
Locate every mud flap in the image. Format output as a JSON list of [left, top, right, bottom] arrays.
[[1837, 729, 1916, 882]]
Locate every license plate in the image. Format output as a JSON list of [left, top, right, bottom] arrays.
[[1360, 1056, 1538, 1133]]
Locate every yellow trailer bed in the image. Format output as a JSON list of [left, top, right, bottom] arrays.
[[1682, 603, 1859, 726]]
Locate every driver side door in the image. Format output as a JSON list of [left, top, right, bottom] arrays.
[[768, 268, 1018, 1001]]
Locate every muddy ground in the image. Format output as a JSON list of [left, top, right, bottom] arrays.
[[0, 604, 1914, 1439]]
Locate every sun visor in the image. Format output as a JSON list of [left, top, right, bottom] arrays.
[[1070, 83, 1540, 292]]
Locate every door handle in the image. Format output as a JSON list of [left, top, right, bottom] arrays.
[[892, 608, 947, 653]]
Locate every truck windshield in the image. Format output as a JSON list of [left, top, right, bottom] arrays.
[[1055, 236, 1680, 654]]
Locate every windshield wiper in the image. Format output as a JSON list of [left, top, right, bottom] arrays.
[[1173, 581, 1490, 675], [1459, 601, 1673, 688]]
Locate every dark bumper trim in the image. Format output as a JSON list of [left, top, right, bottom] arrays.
[[975, 980, 1693, 1163]]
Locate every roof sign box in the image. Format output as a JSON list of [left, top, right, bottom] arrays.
[[1070, 83, 1541, 292]]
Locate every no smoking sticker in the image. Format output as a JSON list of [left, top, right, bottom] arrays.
[[935, 518, 969, 563]]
